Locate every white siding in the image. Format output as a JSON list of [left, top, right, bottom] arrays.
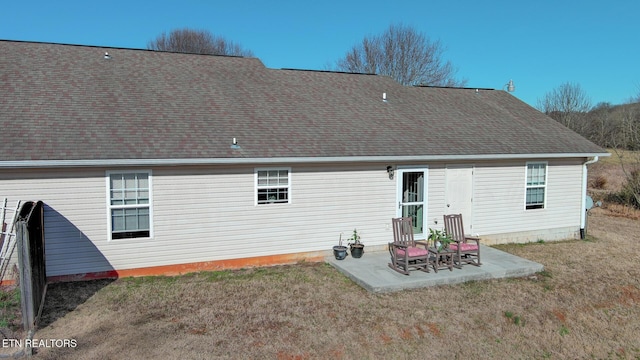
[[2, 164, 398, 277], [469, 159, 583, 242], [426, 164, 446, 231], [0, 168, 110, 277], [423, 159, 584, 243], [150, 164, 397, 268], [0, 158, 586, 278]]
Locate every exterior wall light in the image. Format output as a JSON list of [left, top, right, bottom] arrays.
[[386, 166, 394, 179]]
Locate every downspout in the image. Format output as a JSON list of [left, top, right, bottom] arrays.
[[580, 156, 599, 239]]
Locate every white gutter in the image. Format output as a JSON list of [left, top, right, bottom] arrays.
[[0, 152, 611, 169], [580, 156, 600, 238]]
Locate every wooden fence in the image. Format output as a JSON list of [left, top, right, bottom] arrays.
[[16, 201, 46, 331]]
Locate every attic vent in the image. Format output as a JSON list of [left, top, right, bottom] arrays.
[[104, 52, 111, 60]]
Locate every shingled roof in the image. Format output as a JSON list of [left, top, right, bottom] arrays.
[[0, 40, 606, 166]]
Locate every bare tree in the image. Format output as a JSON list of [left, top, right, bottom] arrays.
[[585, 102, 617, 147], [617, 105, 640, 150], [335, 24, 466, 87], [632, 82, 640, 103], [537, 82, 592, 131], [611, 146, 640, 209], [147, 28, 253, 57]]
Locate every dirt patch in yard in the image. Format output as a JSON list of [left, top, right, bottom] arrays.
[[18, 210, 638, 359]]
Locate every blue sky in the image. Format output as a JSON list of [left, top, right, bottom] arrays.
[[2, 0, 639, 107]]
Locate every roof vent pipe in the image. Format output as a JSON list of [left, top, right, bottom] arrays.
[[382, 92, 387, 102]]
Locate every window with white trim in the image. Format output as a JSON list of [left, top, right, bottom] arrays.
[[256, 168, 290, 205], [108, 171, 152, 239], [525, 162, 546, 210]]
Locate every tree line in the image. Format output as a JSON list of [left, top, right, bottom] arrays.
[[147, 25, 466, 87], [537, 83, 640, 209], [536, 82, 640, 150]]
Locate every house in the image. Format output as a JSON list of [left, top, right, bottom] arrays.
[[0, 40, 608, 282]]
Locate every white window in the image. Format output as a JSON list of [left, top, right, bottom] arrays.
[[525, 162, 547, 210], [107, 171, 152, 239], [255, 168, 290, 205]]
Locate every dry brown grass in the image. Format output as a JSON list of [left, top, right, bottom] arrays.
[[23, 210, 640, 359], [589, 149, 640, 193], [2, 155, 635, 358]]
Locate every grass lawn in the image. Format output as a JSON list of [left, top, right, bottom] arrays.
[[10, 210, 636, 359], [0, 287, 20, 330]]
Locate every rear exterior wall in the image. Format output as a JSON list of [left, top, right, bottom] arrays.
[[0, 158, 586, 279], [426, 159, 584, 244]]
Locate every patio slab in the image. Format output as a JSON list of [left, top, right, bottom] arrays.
[[326, 245, 544, 293]]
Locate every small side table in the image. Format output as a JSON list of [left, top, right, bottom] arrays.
[[428, 247, 455, 272]]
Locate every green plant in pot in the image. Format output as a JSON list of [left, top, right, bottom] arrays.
[[333, 233, 348, 260], [347, 229, 365, 258], [428, 228, 454, 252]]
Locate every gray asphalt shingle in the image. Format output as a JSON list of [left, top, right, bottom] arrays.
[[0, 41, 605, 162]]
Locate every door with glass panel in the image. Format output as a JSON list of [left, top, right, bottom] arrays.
[[396, 168, 428, 239]]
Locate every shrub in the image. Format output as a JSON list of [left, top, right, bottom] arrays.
[[589, 175, 607, 189], [607, 170, 640, 209]]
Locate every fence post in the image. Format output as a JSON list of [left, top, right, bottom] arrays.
[[16, 201, 46, 332]]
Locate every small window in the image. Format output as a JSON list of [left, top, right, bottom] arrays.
[[525, 163, 546, 210], [107, 171, 152, 239], [256, 168, 290, 205]]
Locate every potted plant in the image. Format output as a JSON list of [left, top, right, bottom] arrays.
[[347, 229, 365, 258], [428, 228, 453, 252], [333, 233, 348, 260]]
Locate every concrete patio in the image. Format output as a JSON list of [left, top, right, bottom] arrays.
[[326, 245, 544, 293]]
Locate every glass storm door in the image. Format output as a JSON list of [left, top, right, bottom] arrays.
[[396, 169, 427, 239]]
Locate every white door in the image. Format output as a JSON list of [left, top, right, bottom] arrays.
[[445, 165, 473, 234], [396, 168, 428, 239]]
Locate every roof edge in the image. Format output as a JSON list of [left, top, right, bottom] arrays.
[[0, 153, 611, 168], [0, 39, 257, 60]]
